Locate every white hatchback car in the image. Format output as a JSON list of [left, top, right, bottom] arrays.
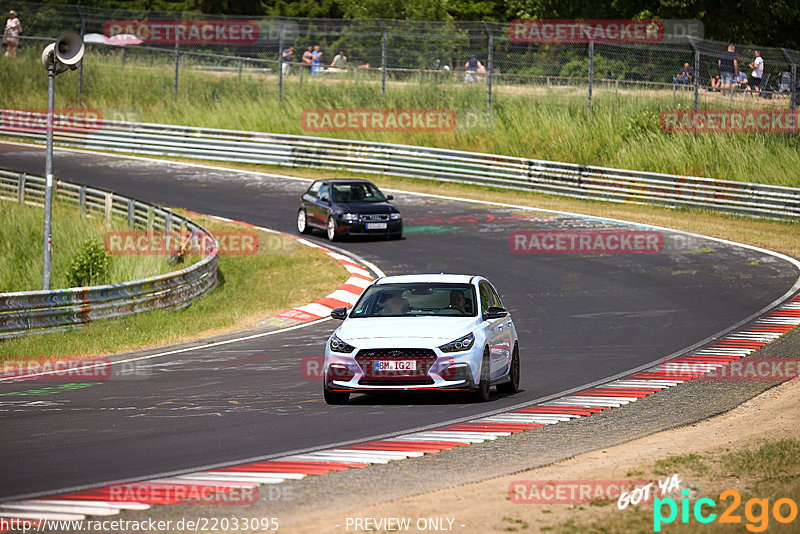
[[323, 274, 520, 404]]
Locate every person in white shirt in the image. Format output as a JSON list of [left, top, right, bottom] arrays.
[[749, 50, 764, 94], [329, 51, 347, 73]]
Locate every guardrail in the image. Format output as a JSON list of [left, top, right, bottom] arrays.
[[1, 112, 799, 220], [0, 168, 218, 338]]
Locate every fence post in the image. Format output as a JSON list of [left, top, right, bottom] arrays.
[[18, 173, 25, 204], [378, 19, 387, 98], [238, 59, 243, 84], [483, 22, 494, 110], [688, 36, 700, 137], [173, 37, 180, 101], [278, 23, 285, 103], [588, 41, 594, 115], [79, 186, 86, 216], [77, 6, 85, 102], [782, 48, 797, 138], [165, 211, 172, 234], [104, 193, 113, 226], [127, 199, 135, 229]]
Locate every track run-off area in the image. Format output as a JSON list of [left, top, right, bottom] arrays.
[[1, 141, 798, 512]]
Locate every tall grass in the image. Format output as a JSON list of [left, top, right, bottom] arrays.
[[0, 199, 174, 292], [1, 48, 799, 186]]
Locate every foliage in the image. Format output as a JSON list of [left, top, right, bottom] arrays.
[[66, 239, 112, 287]]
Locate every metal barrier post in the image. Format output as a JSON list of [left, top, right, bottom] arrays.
[[104, 193, 113, 226], [588, 41, 594, 115], [127, 199, 135, 229], [483, 22, 494, 110], [173, 37, 180, 101], [689, 36, 700, 137], [79, 186, 86, 216], [77, 5, 85, 101], [379, 20, 387, 98], [278, 24, 284, 103], [18, 173, 25, 204]]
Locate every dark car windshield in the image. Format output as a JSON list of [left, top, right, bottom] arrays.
[[331, 182, 387, 203], [350, 283, 477, 317]]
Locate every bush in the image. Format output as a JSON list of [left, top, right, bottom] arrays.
[[67, 240, 112, 288]]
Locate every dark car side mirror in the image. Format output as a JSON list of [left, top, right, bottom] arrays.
[[386, 195, 394, 200], [484, 306, 508, 320], [319, 194, 330, 203], [331, 307, 348, 320]]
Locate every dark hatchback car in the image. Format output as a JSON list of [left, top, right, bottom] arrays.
[[297, 180, 402, 241]]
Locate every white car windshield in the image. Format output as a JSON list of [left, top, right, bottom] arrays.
[[350, 283, 477, 317]]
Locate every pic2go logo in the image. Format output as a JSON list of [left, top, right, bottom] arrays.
[[654, 489, 798, 532]]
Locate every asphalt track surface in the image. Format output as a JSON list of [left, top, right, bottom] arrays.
[[0, 142, 797, 501]]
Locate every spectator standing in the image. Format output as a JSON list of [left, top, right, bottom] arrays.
[[281, 45, 294, 75], [464, 55, 482, 83], [302, 45, 313, 74], [330, 50, 347, 71], [749, 50, 763, 94], [3, 10, 21, 59], [311, 45, 322, 76], [718, 44, 738, 92], [673, 62, 694, 89]]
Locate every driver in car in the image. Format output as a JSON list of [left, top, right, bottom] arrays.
[[449, 290, 467, 313], [378, 292, 410, 315]]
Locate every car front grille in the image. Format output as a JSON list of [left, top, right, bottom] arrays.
[[358, 378, 435, 386], [360, 214, 390, 222], [355, 348, 436, 383]]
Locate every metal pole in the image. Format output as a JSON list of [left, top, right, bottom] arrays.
[[77, 6, 85, 101], [783, 49, 797, 138], [379, 20, 387, 98], [43, 65, 56, 290], [588, 41, 594, 115], [689, 36, 700, 137], [173, 37, 179, 101], [483, 22, 494, 110], [278, 24, 284, 103]]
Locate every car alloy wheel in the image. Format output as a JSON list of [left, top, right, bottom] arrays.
[[473, 348, 491, 402], [497, 344, 520, 394], [297, 209, 311, 234], [327, 216, 339, 241]]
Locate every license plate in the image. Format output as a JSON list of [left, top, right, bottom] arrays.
[[374, 360, 416, 372], [366, 222, 388, 230]]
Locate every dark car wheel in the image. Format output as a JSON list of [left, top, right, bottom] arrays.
[[497, 344, 520, 394], [327, 216, 340, 241], [472, 348, 491, 402], [297, 209, 312, 234], [324, 385, 350, 405]]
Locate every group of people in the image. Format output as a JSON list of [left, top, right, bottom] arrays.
[[280, 45, 347, 76], [675, 45, 765, 95], [2, 10, 21, 58]]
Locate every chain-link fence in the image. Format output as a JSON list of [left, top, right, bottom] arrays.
[[1, 1, 798, 117]]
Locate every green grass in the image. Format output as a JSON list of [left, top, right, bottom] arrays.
[[2, 48, 799, 187], [0, 199, 174, 292], [0, 212, 348, 359]]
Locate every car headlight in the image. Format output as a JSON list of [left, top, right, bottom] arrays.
[[329, 334, 355, 353], [389, 213, 402, 220], [341, 213, 359, 222], [439, 332, 475, 353]]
